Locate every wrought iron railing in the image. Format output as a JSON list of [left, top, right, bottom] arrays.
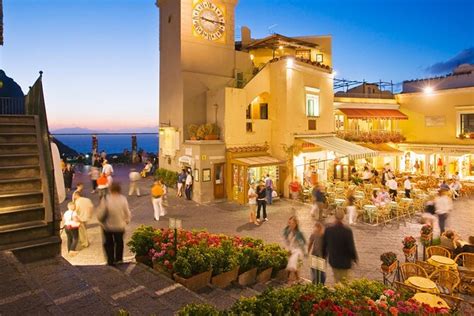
[[0, 97, 25, 114]]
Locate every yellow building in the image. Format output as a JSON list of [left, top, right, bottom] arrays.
[[396, 64, 474, 179], [157, 0, 375, 203]]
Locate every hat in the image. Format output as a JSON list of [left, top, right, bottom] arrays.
[[335, 208, 345, 221]]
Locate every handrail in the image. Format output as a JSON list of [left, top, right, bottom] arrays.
[[25, 71, 58, 229]]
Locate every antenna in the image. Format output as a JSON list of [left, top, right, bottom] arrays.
[[267, 24, 278, 34]]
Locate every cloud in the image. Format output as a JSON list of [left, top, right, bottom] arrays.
[[425, 47, 474, 74]]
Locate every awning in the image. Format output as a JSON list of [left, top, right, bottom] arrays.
[[303, 136, 377, 160], [178, 156, 192, 165], [359, 143, 403, 156], [339, 108, 408, 120], [232, 155, 286, 167]]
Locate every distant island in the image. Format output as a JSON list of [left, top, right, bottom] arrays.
[[51, 126, 159, 134]]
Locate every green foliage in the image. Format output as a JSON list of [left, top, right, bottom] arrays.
[[380, 252, 397, 266], [173, 244, 212, 278], [238, 247, 259, 274], [264, 243, 289, 272], [187, 124, 199, 138], [209, 240, 239, 276], [127, 225, 161, 257], [155, 168, 178, 187], [177, 303, 221, 316]]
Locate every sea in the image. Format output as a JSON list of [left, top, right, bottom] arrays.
[[53, 134, 159, 154]]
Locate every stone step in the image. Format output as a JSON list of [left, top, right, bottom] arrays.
[[2, 236, 61, 263], [0, 164, 40, 180], [0, 153, 40, 167], [0, 177, 42, 194], [0, 190, 43, 208], [0, 133, 37, 144], [0, 143, 39, 155], [0, 123, 36, 133], [0, 203, 45, 226], [0, 220, 52, 246], [0, 115, 36, 124], [197, 284, 261, 311]]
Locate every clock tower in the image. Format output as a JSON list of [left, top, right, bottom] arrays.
[[157, 0, 238, 169]]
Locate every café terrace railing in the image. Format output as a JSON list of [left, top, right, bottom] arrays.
[[336, 129, 405, 143]]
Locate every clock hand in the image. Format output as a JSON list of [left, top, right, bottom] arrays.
[[200, 16, 225, 26]]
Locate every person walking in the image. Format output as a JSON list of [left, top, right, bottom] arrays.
[[322, 209, 358, 283], [289, 177, 302, 200], [312, 184, 327, 220], [256, 181, 268, 222], [248, 183, 259, 225], [434, 188, 453, 234], [264, 174, 273, 205], [185, 169, 193, 200], [63, 163, 75, 192], [62, 202, 80, 256], [89, 166, 100, 193], [102, 160, 114, 186], [346, 193, 356, 225], [387, 176, 398, 200], [177, 169, 186, 197], [151, 179, 165, 221], [128, 168, 141, 197], [404, 176, 412, 198], [283, 216, 306, 284], [97, 183, 131, 266], [308, 221, 326, 285], [73, 191, 93, 249]]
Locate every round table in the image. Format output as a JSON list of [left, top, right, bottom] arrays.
[[412, 293, 449, 309], [405, 276, 439, 294], [363, 205, 377, 223], [427, 255, 458, 271]]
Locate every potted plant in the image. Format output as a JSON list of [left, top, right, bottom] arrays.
[[402, 236, 417, 256], [237, 246, 259, 286], [173, 244, 212, 291], [420, 224, 433, 246], [204, 123, 220, 140], [187, 124, 199, 140], [210, 240, 240, 288], [255, 245, 274, 283], [380, 252, 398, 273], [196, 124, 211, 140], [265, 244, 289, 281], [127, 225, 161, 267]]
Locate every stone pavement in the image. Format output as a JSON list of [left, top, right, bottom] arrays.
[[63, 165, 474, 286]]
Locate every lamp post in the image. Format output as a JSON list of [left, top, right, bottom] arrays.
[[169, 217, 182, 255]]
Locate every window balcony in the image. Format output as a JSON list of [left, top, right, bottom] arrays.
[[336, 129, 405, 143]]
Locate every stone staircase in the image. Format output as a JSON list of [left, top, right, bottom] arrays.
[[0, 250, 287, 315], [0, 115, 61, 263]]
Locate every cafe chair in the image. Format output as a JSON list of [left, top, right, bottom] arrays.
[[436, 293, 465, 310], [415, 260, 438, 276], [400, 263, 428, 281], [454, 252, 474, 295], [426, 246, 451, 259], [429, 269, 460, 295], [393, 281, 417, 295], [454, 252, 474, 271]]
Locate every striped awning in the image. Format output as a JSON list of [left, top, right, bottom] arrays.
[[303, 136, 377, 160], [339, 108, 408, 120], [232, 155, 286, 167], [359, 143, 403, 156]]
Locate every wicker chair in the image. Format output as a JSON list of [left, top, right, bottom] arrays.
[[400, 263, 428, 281], [415, 260, 438, 276], [454, 252, 474, 295], [426, 246, 451, 259], [454, 252, 474, 271], [429, 269, 460, 295]]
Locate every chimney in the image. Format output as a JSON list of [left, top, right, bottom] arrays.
[[241, 26, 251, 49]]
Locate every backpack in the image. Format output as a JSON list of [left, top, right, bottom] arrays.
[[152, 184, 164, 198]]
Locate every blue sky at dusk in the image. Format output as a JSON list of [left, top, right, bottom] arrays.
[[1, 0, 473, 129]]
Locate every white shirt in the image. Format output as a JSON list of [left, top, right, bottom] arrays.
[[63, 210, 80, 228], [129, 171, 141, 182], [387, 179, 398, 190], [102, 163, 114, 176], [362, 170, 372, 180], [434, 195, 453, 215], [185, 174, 193, 185], [248, 187, 257, 205], [404, 179, 412, 190]]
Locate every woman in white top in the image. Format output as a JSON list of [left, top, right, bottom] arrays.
[[248, 183, 259, 226], [63, 202, 81, 254]]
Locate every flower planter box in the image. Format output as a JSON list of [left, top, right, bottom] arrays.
[[256, 267, 273, 283], [173, 270, 212, 292], [420, 233, 433, 245], [204, 134, 219, 140], [135, 255, 152, 267], [211, 266, 239, 288], [153, 262, 173, 279], [238, 268, 257, 286], [273, 268, 289, 282], [381, 260, 398, 274], [403, 246, 416, 256]]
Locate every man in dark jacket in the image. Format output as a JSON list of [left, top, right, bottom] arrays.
[[312, 184, 327, 220], [322, 208, 358, 283]]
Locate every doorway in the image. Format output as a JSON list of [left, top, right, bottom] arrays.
[[213, 163, 225, 199]]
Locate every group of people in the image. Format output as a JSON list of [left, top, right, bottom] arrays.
[[247, 174, 276, 225], [282, 208, 358, 285], [176, 169, 194, 200]]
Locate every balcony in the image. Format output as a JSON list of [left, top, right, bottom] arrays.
[[336, 129, 405, 143]]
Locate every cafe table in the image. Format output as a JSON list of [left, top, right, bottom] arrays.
[[363, 204, 377, 223], [405, 276, 440, 294], [427, 255, 458, 271], [412, 293, 449, 309]]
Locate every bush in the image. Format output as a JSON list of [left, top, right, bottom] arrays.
[[177, 303, 220, 316], [127, 225, 161, 258], [173, 244, 212, 278], [155, 168, 178, 187], [209, 239, 239, 276]]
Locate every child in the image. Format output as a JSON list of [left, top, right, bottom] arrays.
[[308, 221, 326, 285], [63, 202, 80, 255]]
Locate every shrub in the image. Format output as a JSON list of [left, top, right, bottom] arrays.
[[155, 168, 178, 187], [127, 225, 161, 258], [177, 303, 220, 316], [173, 244, 212, 278], [209, 239, 239, 276]]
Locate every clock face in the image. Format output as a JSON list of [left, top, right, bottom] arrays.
[[192, 1, 225, 41]]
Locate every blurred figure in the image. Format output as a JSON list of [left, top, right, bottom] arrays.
[[128, 168, 141, 197], [248, 183, 259, 225], [283, 216, 306, 284], [185, 169, 193, 200], [151, 179, 165, 221], [177, 169, 187, 197], [73, 191, 93, 249], [312, 183, 327, 220], [97, 183, 131, 266], [256, 180, 268, 222], [72, 183, 84, 202], [264, 174, 274, 205], [346, 193, 356, 225], [404, 176, 412, 198], [62, 202, 80, 256], [63, 163, 75, 192], [386, 176, 398, 200], [140, 160, 153, 178], [89, 166, 100, 193], [435, 188, 453, 234], [308, 221, 325, 285], [289, 177, 302, 200]]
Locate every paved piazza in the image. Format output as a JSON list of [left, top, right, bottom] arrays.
[[63, 165, 474, 285]]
